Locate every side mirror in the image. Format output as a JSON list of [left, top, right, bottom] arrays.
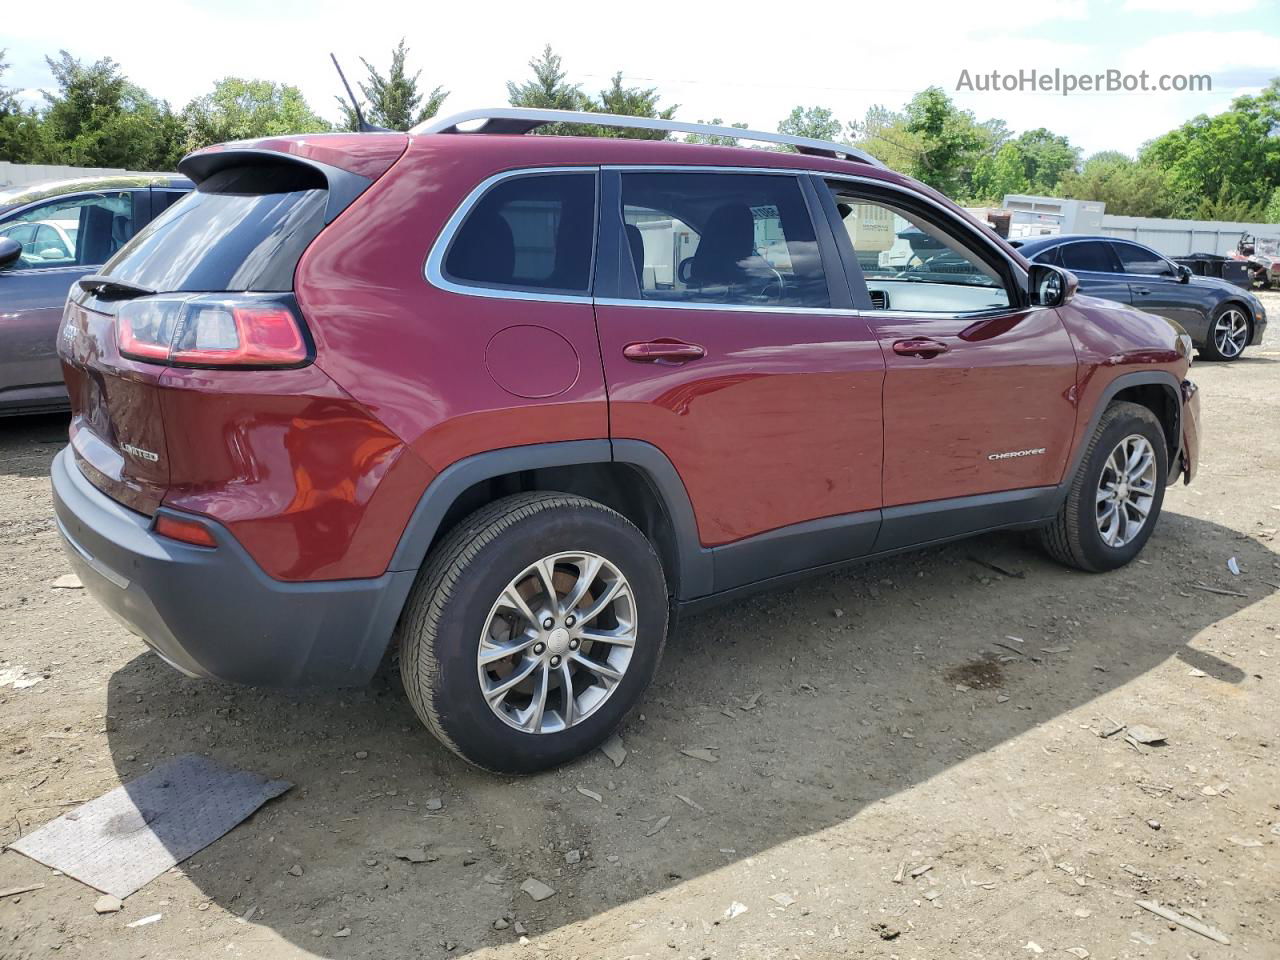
[[1029, 263, 1077, 307], [0, 237, 20, 270], [1177, 264, 1192, 283]]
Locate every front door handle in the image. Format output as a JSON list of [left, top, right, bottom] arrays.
[[892, 337, 949, 359], [623, 339, 706, 364]]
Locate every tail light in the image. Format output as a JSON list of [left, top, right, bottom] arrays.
[[117, 294, 310, 368]]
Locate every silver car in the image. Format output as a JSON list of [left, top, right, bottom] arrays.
[[0, 174, 192, 415]]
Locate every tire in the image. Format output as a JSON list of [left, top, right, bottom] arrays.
[[398, 492, 668, 774], [1200, 303, 1251, 361], [1039, 401, 1168, 573]]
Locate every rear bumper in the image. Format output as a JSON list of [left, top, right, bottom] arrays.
[[51, 447, 415, 687], [1179, 378, 1200, 484]]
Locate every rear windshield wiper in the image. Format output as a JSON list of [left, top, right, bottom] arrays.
[[78, 275, 156, 300]]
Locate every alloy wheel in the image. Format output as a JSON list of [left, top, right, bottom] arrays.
[[477, 552, 637, 734], [1095, 434, 1157, 548], [1213, 308, 1249, 358]]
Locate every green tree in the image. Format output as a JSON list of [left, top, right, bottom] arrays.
[[0, 49, 48, 163], [590, 72, 676, 138], [901, 87, 990, 196], [39, 50, 183, 168], [777, 105, 841, 144], [506, 44, 597, 136], [183, 77, 330, 151], [971, 142, 1030, 202], [1141, 78, 1280, 218], [1058, 151, 1176, 218], [683, 118, 748, 147], [1265, 186, 1280, 224], [337, 38, 447, 132]]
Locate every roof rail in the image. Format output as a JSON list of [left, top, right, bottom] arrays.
[[414, 107, 885, 168]]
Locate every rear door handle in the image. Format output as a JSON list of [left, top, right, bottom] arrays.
[[1133, 286, 1151, 295], [623, 339, 706, 364], [891, 337, 948, 359]]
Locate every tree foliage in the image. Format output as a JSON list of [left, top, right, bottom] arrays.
[[36, 51, 184, 169], [683, 118, 748, 147], [1141, 79, 1280, 219], [777, 105, 841, 143], [337, 38, 447, 132], [1058, 152, 1175, 218], [182, 77, 330, 152]]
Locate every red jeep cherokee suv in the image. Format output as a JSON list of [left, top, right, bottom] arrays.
[[51, 109, 1201, 772]]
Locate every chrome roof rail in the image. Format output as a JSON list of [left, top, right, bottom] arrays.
[[414, 107, 885, 168]]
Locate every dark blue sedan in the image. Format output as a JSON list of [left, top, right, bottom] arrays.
[[1013, 234, 1267, 361]]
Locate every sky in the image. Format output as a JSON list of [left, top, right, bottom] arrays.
[[5, 0, 1279, 158]]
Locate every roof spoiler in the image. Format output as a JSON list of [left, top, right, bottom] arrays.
[[177, 148, 373, 224]]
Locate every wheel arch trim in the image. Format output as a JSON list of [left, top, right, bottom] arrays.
[[1065, 370, 1183, 495], [386, 440, 713, 599]]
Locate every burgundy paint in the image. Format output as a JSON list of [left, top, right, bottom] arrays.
[[59, 131, 1197, 583]]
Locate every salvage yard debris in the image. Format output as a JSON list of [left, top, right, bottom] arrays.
[[1135, 900, 1230, 945], [8, 754, 291, 900]]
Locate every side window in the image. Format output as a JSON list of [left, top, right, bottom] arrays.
[[3, 192, 137, 269], [1059, 241, 1120, 274], [443, 172, 595, 294], [1032, 245, 1062, 267], [830, 190, 1011, 314], [619, 172, 829, 308], [1113, 242, 1172, 277]]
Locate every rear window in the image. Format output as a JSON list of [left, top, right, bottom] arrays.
[[99, 165, 327, 293], [1059, 241, 1119, 274]]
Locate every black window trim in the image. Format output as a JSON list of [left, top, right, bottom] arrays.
[[425, 166, 600, 304]]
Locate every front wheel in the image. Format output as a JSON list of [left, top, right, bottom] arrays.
[[398, 493, 668, 773], [1039, 401, 1168, 572], [1201, 304, 1251, 361]]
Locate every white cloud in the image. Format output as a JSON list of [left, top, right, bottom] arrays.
[[1123, 0, 1258, 12]]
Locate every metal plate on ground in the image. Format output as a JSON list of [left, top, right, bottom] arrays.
[[8, 753, 291, 899]]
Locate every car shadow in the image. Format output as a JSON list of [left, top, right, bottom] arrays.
[[100, 510, 1271, 956], [0, 413, 70, 479]]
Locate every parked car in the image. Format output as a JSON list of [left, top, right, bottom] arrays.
[[0, 174, 192, 415], [1013, 234, 1267, 361], [51, 111, 1200, 773], [1232, 233, 1280, 290]]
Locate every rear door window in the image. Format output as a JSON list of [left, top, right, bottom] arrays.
[[443, 172, 596, 294], [619, 171, 829, 308], [101, 165, 328, 292], [1059, 241, 1121, 274]]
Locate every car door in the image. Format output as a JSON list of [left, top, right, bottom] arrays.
[[1110, 240, 1207, 339], [0, 190, 142, 404], [1055, 239, 1133, 306], [820, 179, 1079, 550], [593, 168, 886, 590]]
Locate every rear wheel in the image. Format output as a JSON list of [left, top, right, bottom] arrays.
[[1201, 304, 1250, 361], [398, 493, 667, 773], [1039, 401, 1168, 572]]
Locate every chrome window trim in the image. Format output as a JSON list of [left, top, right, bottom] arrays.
[[423, 165, 599, 306], [425, 163, 1033, 321]]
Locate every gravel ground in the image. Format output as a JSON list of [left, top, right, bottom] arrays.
[[0, 293, 1277, 959]]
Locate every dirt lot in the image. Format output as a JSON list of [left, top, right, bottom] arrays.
[[1, 294, 1277, 960]]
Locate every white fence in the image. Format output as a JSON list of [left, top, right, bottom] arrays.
[[0, 162, 136, 190], [1100, 214, 1280, 257]]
